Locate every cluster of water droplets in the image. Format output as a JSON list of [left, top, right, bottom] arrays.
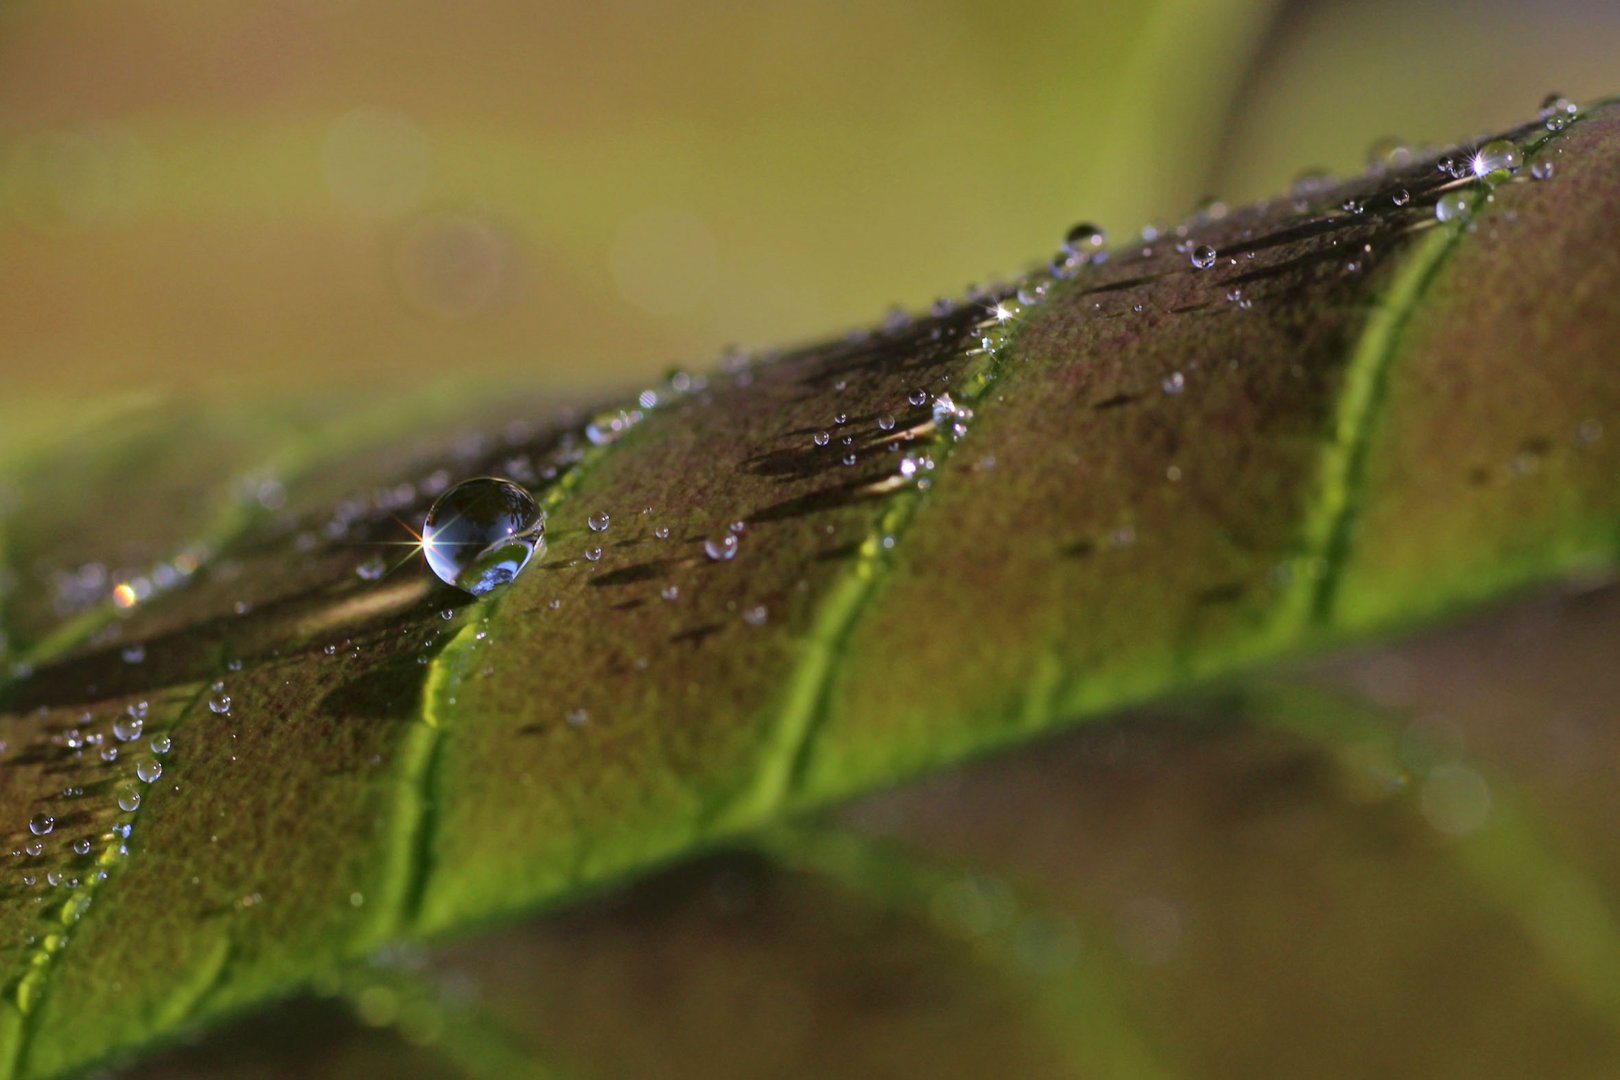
[[6, 688, 181, 1012]]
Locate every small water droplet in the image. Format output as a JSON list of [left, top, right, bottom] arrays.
[[704, 535, 739, 561], [587, 512, 611, 532], [1162, 372, 1186, 395], [877, 414, 896, 432], [1435, 192, 1471, 224], [1063, 222, 1107, 260], [136, 759, 163, 783], [24, 840, 43, 858], [112, 715, 144, 742], [207, 694, 231, 716], [1530, 160, 1554, 181], [116, 785, 141, 813], [1539, 92, 1578, 131], [421, 477, 546, 597], [28, 814, 53, 837], [71, 839, 91, 857], [1392, 188, 1410, 207], [812, 432, 831, 447], [653, 526, 671, 540], [1190, 245, 1217, 270], [150, 735, 172, 756], [742, 605, 768, 627], [660, 584, 680, 602], [584, 546, 603, 562]]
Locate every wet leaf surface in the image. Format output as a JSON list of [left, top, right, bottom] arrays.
[[1, 100, 1618, 1077]]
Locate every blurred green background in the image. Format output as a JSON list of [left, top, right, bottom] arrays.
[[1, 0, 1616, 426]]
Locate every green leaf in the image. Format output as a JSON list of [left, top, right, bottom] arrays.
[[2, 100, 1618, 1077]]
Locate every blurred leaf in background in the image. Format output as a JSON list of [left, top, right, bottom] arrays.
[[0, 0, 1278, 417]]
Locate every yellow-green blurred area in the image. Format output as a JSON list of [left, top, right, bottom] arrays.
[[1, 0, 1617, 436]]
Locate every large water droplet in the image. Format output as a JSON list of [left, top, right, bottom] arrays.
[[1190, 245, 1217, 270], [422, 477, 546, 596], [1470, 140, 1522, 182], [136, 759, 163, 783], [28, 814, 53, 837]]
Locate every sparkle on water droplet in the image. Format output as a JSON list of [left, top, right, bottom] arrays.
[[421, 477, 546, 597]]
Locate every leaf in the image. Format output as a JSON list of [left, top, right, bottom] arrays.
[[102, 583, 1620, 1078], [2, 100, 1619, 1077]]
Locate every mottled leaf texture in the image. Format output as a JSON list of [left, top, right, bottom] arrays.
[[1, 101, 1618, 1078]]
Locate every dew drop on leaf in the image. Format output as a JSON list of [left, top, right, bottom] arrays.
[[704, 535, 739, 562], [1190, 245, 1217, 270], [1063, 222, 1107, 257], [421, 477, 546, 597], [136, 760, 163, 783], [1435, 193, 1472, 224], [1471, 139, 1522, 181], [112, 715, 144, 742], [28, 814, 54, 837]]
